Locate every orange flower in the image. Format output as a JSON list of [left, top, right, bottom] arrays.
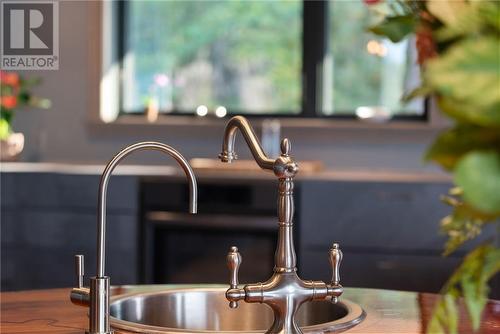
[[0, 71, 20, 87], [1, 96, 18, 109]]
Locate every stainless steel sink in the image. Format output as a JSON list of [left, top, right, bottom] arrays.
[[110, 287, 365, 333]]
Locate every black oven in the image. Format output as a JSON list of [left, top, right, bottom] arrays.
[[139, 177, 281, 284]]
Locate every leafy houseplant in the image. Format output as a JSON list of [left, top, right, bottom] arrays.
[[0, 71, 50, 160], [365, 1, 500, 333]]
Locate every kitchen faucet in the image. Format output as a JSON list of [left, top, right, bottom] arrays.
[[70, 142, 198, 334], [220, 116, 343, 334]]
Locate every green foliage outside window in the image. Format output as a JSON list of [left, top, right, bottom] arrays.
[[125, 0, 301, 113], [124, 0, 423, 116]]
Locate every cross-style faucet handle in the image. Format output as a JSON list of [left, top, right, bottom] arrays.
[[328, 243, 343, 303], [75, 254, 85, 288], [226, 246, 243, 308]]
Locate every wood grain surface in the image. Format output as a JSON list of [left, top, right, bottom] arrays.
[[1, 287, 499, 334]]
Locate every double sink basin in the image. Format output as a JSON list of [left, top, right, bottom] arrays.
[[109, 285, 365, 333]]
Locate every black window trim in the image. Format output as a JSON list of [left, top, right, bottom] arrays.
[[115, 0, 428, 122]]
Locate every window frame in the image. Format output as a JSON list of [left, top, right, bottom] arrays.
[[114, 0, 428, 121]]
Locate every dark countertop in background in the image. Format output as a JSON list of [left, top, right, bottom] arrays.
[[0, 162, 451, 183]]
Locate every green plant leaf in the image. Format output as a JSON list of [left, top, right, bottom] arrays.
[[427, 0, 468, 26], [425, 37, 500, 113], [0, 110, 13, 123], [434, 1, 500, 42], [455, 151, 500, 215], [402, 85, 433, 103], [0, 119, 11, 140], [440, 187, 499, 256], [425, 125, 500, 170], [428, 291, 459, 334], [29, 96, 52, 109], [17, 91, 31, 104], [460, 245, 500, 330], [444, 293, 459, 334], [19, 76, 42, 88], [440, 202, 498, 256], [438, 97, 500, 128], [440, 210, 483, 256], [478, 1, 500, 32], [368, 15, 416, 43], [462, 277, 487, 331], [429, 244, 500, 333]]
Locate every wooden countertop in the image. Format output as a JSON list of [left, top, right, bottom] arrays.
[[1, 287, 499, 333], [0, 162, 451, 183]]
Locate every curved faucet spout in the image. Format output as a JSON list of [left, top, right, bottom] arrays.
[[218, 115, 274, 170], [97, 141, 197, 278]]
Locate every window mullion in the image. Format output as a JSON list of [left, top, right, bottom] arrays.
[[302, 0, 328, 117]]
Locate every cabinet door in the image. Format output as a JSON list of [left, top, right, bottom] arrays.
[[297, 180, 499, 297], [1, 172, 139, 291], [1, 211, 137, 291], [300, 249, 461, 293], [1, 173, 137, 212], [298, 181, 455, 251]]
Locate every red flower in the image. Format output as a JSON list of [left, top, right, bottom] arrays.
[[1, 96, 18, 109], [364, 0, 382, 4], [0, 71, 20, 87]]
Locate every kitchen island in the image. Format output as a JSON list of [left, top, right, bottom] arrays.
[[5, 162, 487, 296], [1, 287, 499, 333]]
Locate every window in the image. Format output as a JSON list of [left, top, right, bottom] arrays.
[[122, 0, 301, 115], [116, 0, 425, 119], [325, 0, 423, 116]]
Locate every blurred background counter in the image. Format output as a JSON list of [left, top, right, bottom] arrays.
[[3, 162, 496, 297]]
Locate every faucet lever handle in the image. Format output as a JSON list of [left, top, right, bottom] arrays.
[[329, 243, 342, 285], [328, 243, 343, 303], [227, 246, 242, 308], [227, 246, 242, 288], [75, 254, 84, 288]]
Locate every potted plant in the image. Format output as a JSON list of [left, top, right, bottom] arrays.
[[0, 71, 50, 161], [365, 1, 500, 333]]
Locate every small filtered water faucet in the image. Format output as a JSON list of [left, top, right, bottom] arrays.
[[70, 142, 197, 334]]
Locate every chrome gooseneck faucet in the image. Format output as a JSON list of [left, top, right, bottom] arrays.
[[220, 116, 343, 334], [70, 142, 198, 334]]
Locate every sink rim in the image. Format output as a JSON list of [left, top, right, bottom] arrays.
[[110, 286, 366, 334]]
